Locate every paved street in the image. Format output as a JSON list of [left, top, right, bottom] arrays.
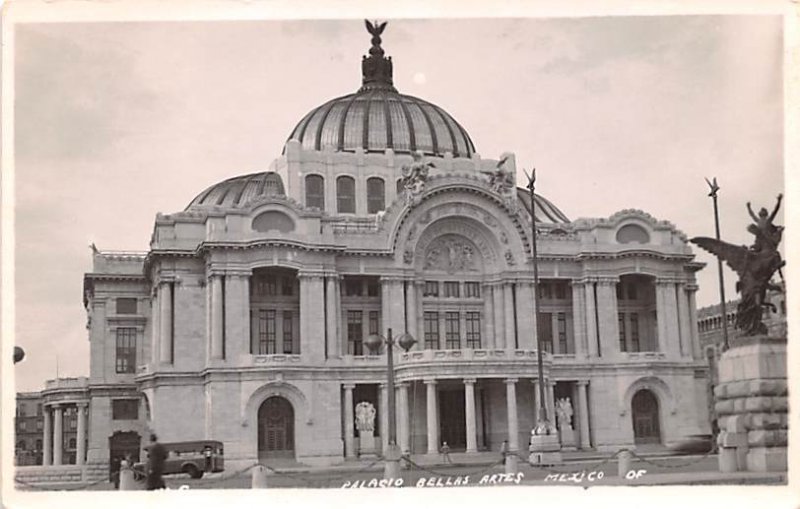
[[60, 453, 784, 491]]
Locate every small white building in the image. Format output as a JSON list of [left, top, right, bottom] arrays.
[[39, 22, 711, 474]]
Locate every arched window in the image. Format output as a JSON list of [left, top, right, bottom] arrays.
[[396, 178, 404, 195], [337, 176, 356, 213], [616, 224, 650, 244], [305, 175, 324, 210], [366, 177, 385, 213]]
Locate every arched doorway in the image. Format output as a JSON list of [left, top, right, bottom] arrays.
[[257, 396, 295, 460], [631, 389, 661, 444], [108, 431, 141, 484]]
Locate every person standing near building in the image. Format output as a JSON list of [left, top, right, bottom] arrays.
[[146, 434, 166, 490]]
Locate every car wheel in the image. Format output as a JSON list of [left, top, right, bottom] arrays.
[[183, 464, 201, 479]]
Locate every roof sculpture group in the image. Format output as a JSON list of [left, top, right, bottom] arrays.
[[691, 194, 784, 336]]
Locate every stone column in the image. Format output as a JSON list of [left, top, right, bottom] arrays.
[[584, 281, 599, 357], [531, 379, 542, 420], [576, 381, 591, 449], [676, 283, 692, 358], [151, 289, 160, 365], [425, 379, 439, 454], [595, 278, 619, 359], [224, 273, 251, 360], [380, 277, 392, 338], [505, 379, 519, 453], [299, 273, 325, 361], [53, 404, 63, 466], [503, 282, 516, 349], [379, 383, 389, 451], [43, 406, 52, 466], [405, 280, 418, 345], [210, 275, 224, 360], [515, 281, 535, 349], [159, 282, 173, 364], [397, 383, 410, 453], [492, 282, 505, 349], [76, 402, 88, 465], [390, 280, 406, 336], [465, 379, 478, 453], [483, 284, 495, 349], [571, 281, 587, 357], [325, 276, 340, 359], [547, 381, 556, 420], [686, 284, 702, 359], [656, 279, 681, 358], [343, 384, 356, 459]]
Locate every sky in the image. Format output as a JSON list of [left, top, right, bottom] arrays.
[[11, 15, 785, 392]]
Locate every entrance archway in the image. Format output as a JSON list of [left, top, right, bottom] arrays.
[[631, 389, 661, 444], [257, 396, 295, 460], [108, 431, 141, 484]]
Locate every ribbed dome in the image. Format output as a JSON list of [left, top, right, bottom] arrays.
[[187, 171, 285, 209], [287, 90, 476, 158], [286, 20, 476, 158]]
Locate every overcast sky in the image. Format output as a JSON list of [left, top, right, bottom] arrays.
[[12, 16, 784, 392]]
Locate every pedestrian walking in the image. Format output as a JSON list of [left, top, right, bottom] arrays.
[[146, 433, 167, 490]]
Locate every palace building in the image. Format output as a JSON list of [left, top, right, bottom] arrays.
[[34, 23, 711, 474]]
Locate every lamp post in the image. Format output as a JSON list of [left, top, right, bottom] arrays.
[[705, 177, 729, 352], [525, 168, 561, 465], [365, 328, 416, 480]]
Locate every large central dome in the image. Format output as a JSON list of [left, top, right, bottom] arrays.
[[286, 21, 476, 158]]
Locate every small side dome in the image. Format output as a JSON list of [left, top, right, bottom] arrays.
[[187, 171, 285, 209], [515, 187, 570, 224]]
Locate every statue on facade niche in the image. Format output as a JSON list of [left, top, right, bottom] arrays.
[[691, 194, 784, 336], [481, 156, 515, 196], [355, 401, 376, 432], [400, 152, 434, 204], [556, 398, 574, 430]]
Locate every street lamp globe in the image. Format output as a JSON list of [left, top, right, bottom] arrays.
[[396, 333, 417, 352], [364, 334, 384, 354]]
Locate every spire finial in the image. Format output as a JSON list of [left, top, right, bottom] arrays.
[[361, 19, 395, 91]]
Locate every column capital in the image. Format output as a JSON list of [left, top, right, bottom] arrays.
[[463, 378, 476, 385], [504, 378, 518, 385], [576, 380, 589, 387], [343, 383, 356, 390], [685, 283, 699, 292], [655, 277, 681, 286], [76, 401, 89, 409], [530, 378, 540, 385], [379, 276, 406, 284], [52, 403, 63, 410], [423, 378, 437, 385], [595, 276, 619, 286], [396, 382, 409, 389], [297, 271, 326, 280]]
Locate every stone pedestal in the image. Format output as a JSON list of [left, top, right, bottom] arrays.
[[529, 419, 562, 465], [358, 430, 378, 458], [558, 426, 577, 450], [714, 336, 787, 473]]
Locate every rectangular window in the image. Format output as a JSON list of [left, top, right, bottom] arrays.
[[258, 310, 277, 354], [464, 282, 481, 298], [282, 311, 294, 354], [538, 283, 552, 300], [116, 298, 137, 314], [368, 311, 380, 336], [255, 277, 277, 296], [367, 281, 380, 297], [557, 312, 568, 353], [345, 280, 363, 297], [619, 313, 627, 352], [445, 312, 460, 349], [630, 313, 640, 352], [554, 282, 567, 300], [347, 311, 364, 355], [37, 404, 42, 416], [112, 399, 139, 420], [444, 282, 460, 298], [115, 328, 137, 374], [538, 312, 552, 353], [281, 278, 294, 297], [466, 312, 481, 349], [36, 420, 43, 431], [423, 281, 439, 297], [424, 312, 440, 350], [627, 283, 638, 301]]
